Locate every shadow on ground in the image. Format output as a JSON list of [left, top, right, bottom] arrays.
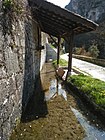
[[21, 76, 48, 123]]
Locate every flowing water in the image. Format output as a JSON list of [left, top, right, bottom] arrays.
[[71, 107, 105, 140], [45, 79, 67, 101], [47, 78, 105, 140]]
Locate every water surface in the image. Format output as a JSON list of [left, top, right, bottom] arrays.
[[71, 107, 105, 140]]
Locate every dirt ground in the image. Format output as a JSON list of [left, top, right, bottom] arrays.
[[10, 63, 85, 140]]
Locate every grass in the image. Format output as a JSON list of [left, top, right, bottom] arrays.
[[52, 59, 68, 67], [67, 74, 105, 109], [50, 44, 56, 49]]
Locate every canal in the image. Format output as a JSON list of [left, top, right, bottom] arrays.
[[10, 63, 105, 140]]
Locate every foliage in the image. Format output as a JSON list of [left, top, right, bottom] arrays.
[[2, 0, 13, 11], [48, 36, 64, 49], [2, 0, 24, 36], [66, 0, 105, 59], [73, 47, 87, 55], [50, 44, 56, 49], [73, 23, 105, 59], [48, 36, 58, 48], [88, 44, 99, 58], [67, 74, 105, 109], [52, 59, 68, 67], [73, 43, 100, 58]]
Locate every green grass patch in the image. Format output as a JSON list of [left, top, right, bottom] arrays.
[[50, 44, 56, 49], [67, 74, 105, 109], [52, 59, 68, 67]]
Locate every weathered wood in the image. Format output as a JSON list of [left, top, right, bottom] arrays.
[[56, 78, 59, 95], [49, 35, 58, 47], [33, 13, 70, 37], [31, 3, 97, 36], [57, 37, 61, 68], [29, 0, 98, 32], [68, 32, 74, 73], [42, 24, 61, 37], [38, 16, 69, 33], [35, 11, 72, 30], [65, 31, 74, 74], [39, 9, 76, 27], [33, 8, 94, 36]]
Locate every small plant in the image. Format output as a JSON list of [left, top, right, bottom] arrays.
[[2, 0, 24, 36], [88, 44, 99, 58], [52, 59, 68, 67], [2, 0, 23, 14], [74, 47, 86, 55], [2, 0, 13, 12]]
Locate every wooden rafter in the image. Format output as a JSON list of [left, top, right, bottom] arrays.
[[29, 0, 98, 36]]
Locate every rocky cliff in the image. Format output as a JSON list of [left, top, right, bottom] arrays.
[[65, 0, 105, 59], [66, 0, 105, 22]]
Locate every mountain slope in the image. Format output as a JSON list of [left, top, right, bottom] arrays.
[[65, 0, 105, 59]]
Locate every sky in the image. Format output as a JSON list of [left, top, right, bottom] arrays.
[[47, 0, 70, 8]]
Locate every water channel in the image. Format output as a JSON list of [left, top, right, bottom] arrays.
[[47, 78, 105, 140], [10, 62, 105, 140]]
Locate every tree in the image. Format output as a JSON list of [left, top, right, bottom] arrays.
[[88, 44, 99, 58]]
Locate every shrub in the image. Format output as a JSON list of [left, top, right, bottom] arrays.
[[52, 59, 68, 67], [74, 47, 86, 55], [88, 44, 99, 58]]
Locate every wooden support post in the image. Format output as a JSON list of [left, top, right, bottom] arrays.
[[68, 32, 74, 74], [65, 31, 74, 80], [56, 78, 58, 95], [49, 35, 58, 47], [57, 36, 61, 68]]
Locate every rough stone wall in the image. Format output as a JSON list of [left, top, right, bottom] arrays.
[[0, 3, 47, 140], [0, 19, 25, 140]]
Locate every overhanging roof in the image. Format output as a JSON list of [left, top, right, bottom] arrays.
[[28, 0, 98, 37]]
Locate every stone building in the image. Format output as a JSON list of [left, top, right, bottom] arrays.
[[0, 1, 47, 139]]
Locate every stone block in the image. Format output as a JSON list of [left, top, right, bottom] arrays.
[[2, 119, 11, 140], [0, 79, 9, 104], [0, 76, 17, 101], [8, 76, 17, 95], [4, 47, 20, 75], [1, 100, 12, 122], [0, 52, 3, 62], [18, 86, 23, 101], [0, 66, 7, 79], [15, 73, 23, 88]]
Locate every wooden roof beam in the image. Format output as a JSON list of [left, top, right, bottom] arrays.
[[29, 0, 98, 30], [33, 10, 73, 29]]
